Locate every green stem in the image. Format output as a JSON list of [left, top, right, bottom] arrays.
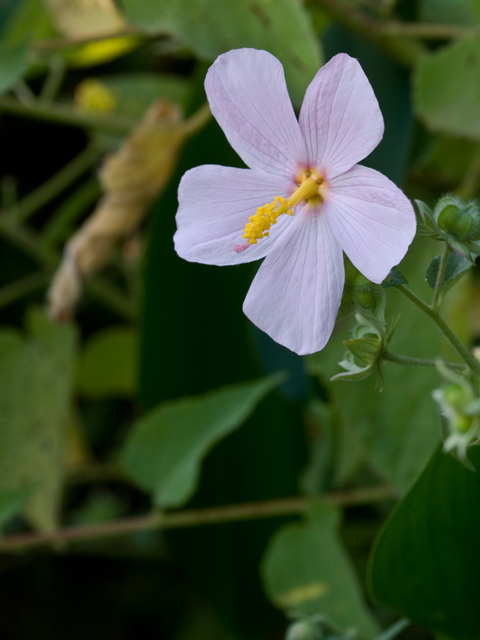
[[39, 55, 66, 103], [313, 0, 426, 67], [383, 21, 477, 39], [0, 485, 395, 552], [397, 284, 480, 375], [384, 351, 467, 372], [40, 178, 101, 249], [457, 144, 480, 200], [11, 145, 100, 224], [431, 242, 452, 311], [0, 272, 50, 310], [0, 216, 135, 320], [0, 96, 136, 134]]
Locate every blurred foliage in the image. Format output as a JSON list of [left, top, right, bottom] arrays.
[[0, 0, 480, 639]]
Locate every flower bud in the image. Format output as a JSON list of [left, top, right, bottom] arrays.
[[432, 371, 480, 466], [417, 196, 480, 262], [443, 383, 470, 411], [453, 414, 473, 434], [352, 287, 375, 309], [437, 203, 461, 232]]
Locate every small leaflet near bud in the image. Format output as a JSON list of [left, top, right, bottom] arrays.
[[382, 266, 408, 288], [425, 251, 472, 292]]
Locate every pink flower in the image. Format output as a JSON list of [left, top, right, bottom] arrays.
[[174, 49, 416, 355]]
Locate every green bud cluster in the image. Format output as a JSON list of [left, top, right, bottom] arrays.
[[416, 196, 480, 263], [432, 365, 480, 467], [338, 260, 386, 322]]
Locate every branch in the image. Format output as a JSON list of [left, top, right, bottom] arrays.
[[0, 485, 395, 552], [383, 21, 478, 40], [0, 96, 136, 134], [313, 0, 426, 67]]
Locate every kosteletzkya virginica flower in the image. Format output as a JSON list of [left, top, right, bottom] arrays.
[[174, 49, 416, 355]]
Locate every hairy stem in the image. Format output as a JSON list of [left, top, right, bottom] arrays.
[[384, 351, 467, 371], [431, 242, 452, 311], [0, 485, 395, 552], [397, 284, 480, 375]]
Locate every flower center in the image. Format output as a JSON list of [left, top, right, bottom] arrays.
[[242, 172, 323, 246]]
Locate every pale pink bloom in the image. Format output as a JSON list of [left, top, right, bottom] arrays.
[[174, 49, 416, 355]]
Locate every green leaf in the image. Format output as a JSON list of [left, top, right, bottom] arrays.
[[0, 40, 29, 93], [122, 375, 283, 508], [414, 37, 480, 141], [77, 327, 138, 398], [121, 0, 322, 105], [368, 446, 480, 640], [0, 308, 77, 531], [261, 502, 379, 639], [382, 266, 408, 288], [425, 251, 472, 292], [2, 0, 57, 43], [0, 487, 33, 531], [308, 238, 443, 492]]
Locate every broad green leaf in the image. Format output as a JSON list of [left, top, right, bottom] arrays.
[[0, 487, 32, 531], [77, 327, 138, 398], [419, 0, 479, 25], [122, 375, 283, 508], [121, 0, 322, 105], [0, 308, 77, 531], [414, 38, 480, 141], [308, 239, 444, 492], [368, 446, 480, 640], [0, 40, 29, 93], [2, 0, 57, 43], [262, 502, 379, 639], [425, 251, 471, 292]]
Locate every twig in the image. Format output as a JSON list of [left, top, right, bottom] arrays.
[[383, 21, 478, 40], [397, 284, 480, 376], [0, 272, 50, 310], [0, 485, 395, 552], [10, 145, 100, 224], [0, 96, 136, 134], [431, 242, 452, 311], [384, 351, 466, 371], [313, 0, 426, 67], [457, 144, 480, 201], [0, 216, 135, 320]]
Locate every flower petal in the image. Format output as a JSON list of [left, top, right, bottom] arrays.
[[299, 53, 384, 179], [323, 164, 416, 283], [205, 49, 307, 178], [243, 211, 345, 355], [174, 164, 297, 266]]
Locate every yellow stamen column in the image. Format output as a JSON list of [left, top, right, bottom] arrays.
[[243, 175, 322, 245]]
